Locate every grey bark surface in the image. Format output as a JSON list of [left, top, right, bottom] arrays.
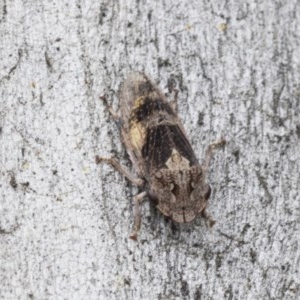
[[1, 1, 299, 299]]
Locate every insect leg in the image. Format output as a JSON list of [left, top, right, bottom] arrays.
[[95, 156, 144, 186], [99, 95, 124, 128], [169, 88, 179, 112], [203, 138, 226, 171], [201, 209, 216, 227], [130, 191, 147, 240]]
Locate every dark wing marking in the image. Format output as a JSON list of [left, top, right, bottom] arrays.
[[142, 124, 199, 173], [130, 97, 175, 123]]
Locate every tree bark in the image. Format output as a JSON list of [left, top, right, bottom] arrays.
[[1, 0, 299, 299]]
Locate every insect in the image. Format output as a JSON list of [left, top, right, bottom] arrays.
[[96, 72, 225, 240]]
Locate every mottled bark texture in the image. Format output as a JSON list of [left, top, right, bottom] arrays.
[[1, 1, 299, 299]]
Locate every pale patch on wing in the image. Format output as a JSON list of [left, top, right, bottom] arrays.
[[132, 96, 146, 110], [165, 148, 190, 170], [129, 122, 146, 151], [129, 96, 147, 151]]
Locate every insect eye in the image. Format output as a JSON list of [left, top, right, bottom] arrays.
[[148, 190, 159, 205], [204, 185, 211, 200]]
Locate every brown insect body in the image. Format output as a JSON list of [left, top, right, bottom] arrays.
[[97, 72, 225, 239], [120, 72, 210, 223]]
